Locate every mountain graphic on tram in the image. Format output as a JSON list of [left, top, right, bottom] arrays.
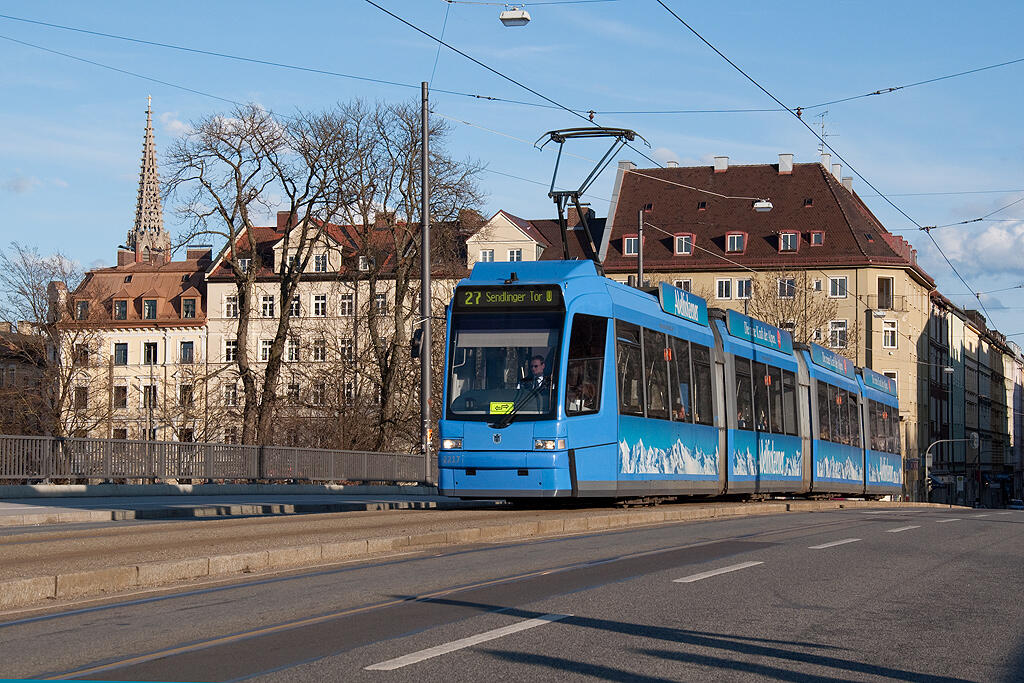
[[438, 260, 901, 502]]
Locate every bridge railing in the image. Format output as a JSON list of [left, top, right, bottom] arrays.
[[0, 434, 428, 485]]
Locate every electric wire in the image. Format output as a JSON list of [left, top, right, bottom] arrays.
[[653, 0, 997, 328], [429, 0, 453, 84]]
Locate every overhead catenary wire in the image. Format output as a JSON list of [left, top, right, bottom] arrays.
[[652, 0, 998, 329]]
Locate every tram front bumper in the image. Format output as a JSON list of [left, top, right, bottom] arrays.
[[438, 450, 573, 497]]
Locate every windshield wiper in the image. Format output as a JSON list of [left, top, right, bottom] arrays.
[[491, 382, 548, 429]]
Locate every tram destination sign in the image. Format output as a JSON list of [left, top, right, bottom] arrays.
[[726, 309, 793, 354], [809, 343, 856, 379], [861, 366, 898, 396], [658, 282, 708, 326], [454, 285, 564, 312]]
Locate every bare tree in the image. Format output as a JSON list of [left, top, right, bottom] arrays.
[[743, 271, 855, 355], [166, 104, 360, 444], [0, 242, 114, 436]]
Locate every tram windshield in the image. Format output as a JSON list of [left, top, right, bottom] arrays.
[[447, 312, 563, 422]]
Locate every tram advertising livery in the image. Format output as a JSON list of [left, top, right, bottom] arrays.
[[438, 260, 903, 501]]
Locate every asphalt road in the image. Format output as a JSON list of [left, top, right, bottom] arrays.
[[2, 506, 1022, 682]]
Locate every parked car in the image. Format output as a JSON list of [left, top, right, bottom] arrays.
[[1008, 499, 1024, 510]]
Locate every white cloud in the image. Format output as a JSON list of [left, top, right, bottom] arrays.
[[933, 221, 1024, 279], [159, 112, 190, 136], [3, 175, 41, 194]]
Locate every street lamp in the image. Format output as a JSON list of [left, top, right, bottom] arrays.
[[923, 431, 978, 504]]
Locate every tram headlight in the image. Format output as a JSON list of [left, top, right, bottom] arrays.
[[441, 438, 463, 450], [534, 439, 566, 450]]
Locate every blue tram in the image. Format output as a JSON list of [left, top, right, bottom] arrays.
[[438, 260, 902, 500]]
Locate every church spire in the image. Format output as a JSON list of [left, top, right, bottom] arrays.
[[124, 96, 170, 264]]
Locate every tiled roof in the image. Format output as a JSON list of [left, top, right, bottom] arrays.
[[600, 161, 934, 285], [71, 257, 207, 326]]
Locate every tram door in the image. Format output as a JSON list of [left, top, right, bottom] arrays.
[[716, 362, 727, 494]]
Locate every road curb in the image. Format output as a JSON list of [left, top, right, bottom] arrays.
[[0, 501, 965, 611]]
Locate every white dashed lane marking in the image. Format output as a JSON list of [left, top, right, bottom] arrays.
[[673, 561, 764, 583], [886, 526, 920, 533], [809, 538, 861, 549], [364, 614, 569, 671], [937, 518, 961, 523]]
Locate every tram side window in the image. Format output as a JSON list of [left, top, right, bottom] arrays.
[[869, 400, 880, 451], [565, 314, 606, 416], [735, 358, 754, 430], [669, 336, 692, 422], [753, 361, 770, 432], [831, 386, 848, 445], [847, 391, 861, 448], [616, 321, 645, 417], [691, 343, 714, 426], [890, 408, 901, 453], [768, 365, 784, 434], [644, 329, 670, 420], [817, 381, 832, 441], [782, 370, 798, 436]]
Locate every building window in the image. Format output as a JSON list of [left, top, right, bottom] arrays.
[[113, 427, 127, 440], [697, 201, 707, 211], [182, 298, 196, 319], [883, 320, 898, 349], [883, 371, 898, 392], [313, 253, 328, 272], [74, 343, 90, 366], [311, 382, 325, 406], [358, 255, 372, 271], [813, 328, 822, 341], [114, 343, 128, 366], [828, 276, 847, 298], [142, 384, 157, 408], [778, 278, 796, 299], [287, 381, 300, 401], [261, 295, 275, 317], [313, 294, 327, 317], [877, 277, 894, 310], [674, 279, 691, 293], [339, 293, 354, 317], [290, 296, 300, 317], [479, 249, 494, 263], [674, 234, 693, 255], [179, 384, 193, 408], [340, 338, 354, 362], [75, 301, 89, 320], [780, 321, 796, 334], [343, 380, 355, 404], [260, 340, 273, 362], [736, 279, 753, 299], [829, 320, 848, 349], [225, 339, 237, 362], [313, 338, 327, 362], [623, 236, 638, 257], [74, 386, 88, 410], [177, 427, 194, 443], [143, 299, 157, 320], [726, 233, 746, 253], [779, 232, 798, 252], [224, 426, 239, 444], [113, 300, 128, 320], [716, 278, 732, 299], [287, 254, 297, 270], [287, 337, 300, 362], [225, 295, 238, 318], [804, 198, 814, 207], [225, 383, 238, 407], [143, 342, 158, 365], [508, 248, 523, 262], [374, 293, 387, 315], [237, 258, 250, 273], [180, 340, 194, 364], [810, 231, 824, 246]]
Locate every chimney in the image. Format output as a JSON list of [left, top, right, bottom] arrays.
[[820, 153, 831, 170], [842, 176, 853, 192], [713, 156, 729, 173], [666, 160, 679, 168], [831, 163, 842, 180], [186, 244, 213, 266], [117, 249, 135, 267], [778, 153, 794, 175], [566, 205, 594, 227], [276, 211, 297, 230]]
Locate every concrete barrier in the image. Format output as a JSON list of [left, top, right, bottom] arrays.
[[56, 567, 137, 599]]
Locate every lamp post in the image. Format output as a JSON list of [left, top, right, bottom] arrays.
[[923, 430, 978, 504]]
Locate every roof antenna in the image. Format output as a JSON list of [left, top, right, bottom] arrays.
[[536, 127, 648, 265], [505, 271, 518, 284]]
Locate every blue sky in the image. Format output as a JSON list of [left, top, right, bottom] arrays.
[[1, 1, 1023, 336]]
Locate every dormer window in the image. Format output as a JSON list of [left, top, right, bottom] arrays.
[[75, 300, 89, 320], [182, 298, 196, 319], [803, 198, 814, 207], [358, 255, 372, 272], [779, 232, 799, 252], [113, 300, 128, 321], [143, 299, 157, 320], [674, 234, 694, 255], [810, 231, 825, 246], [123, 275, 133, 283], [725, 232, 746, 253], [623, 235, 639, 256], [314, 253, 328, 272], [697, 201, 707, 211], [237, 258, 251, 273]]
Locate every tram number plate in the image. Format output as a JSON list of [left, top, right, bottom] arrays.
[[490, 402, 514, 414]]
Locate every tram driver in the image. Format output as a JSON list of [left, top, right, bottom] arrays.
[[519, 354, 552, 390]]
